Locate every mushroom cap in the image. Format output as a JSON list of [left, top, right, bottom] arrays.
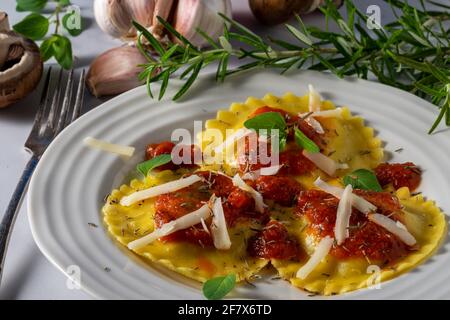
[[0, 30, 43, 108]]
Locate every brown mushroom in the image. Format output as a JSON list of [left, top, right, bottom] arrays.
[[0, 12, 43, 108]]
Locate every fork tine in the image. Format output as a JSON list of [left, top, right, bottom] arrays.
[[55, 69, 74, 135], [46, 68, 64, 131], [69, 69, 86, 124], [31, 67, 52, 131]]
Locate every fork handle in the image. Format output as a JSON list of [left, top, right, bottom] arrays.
[[0, 155, 39, 284]]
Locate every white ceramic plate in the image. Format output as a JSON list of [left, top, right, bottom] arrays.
[[28, 70, 450, 300]]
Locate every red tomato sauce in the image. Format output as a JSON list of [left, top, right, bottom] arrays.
[[249, 106, 325, 147], [146, 141, 200, 170], [238, 140, 317, 176], [252, 175, 302, 206], [247, 221, 302, 260], [296, 189, 412, 263], [375, 162, 421, 191], [238, 106, 323, 175], [154, 171, 269, 246], [249, 106, 297, 126]]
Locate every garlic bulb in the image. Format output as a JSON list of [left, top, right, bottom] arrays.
[[86, 46, 150, 97], [0, 11, 43, 108], [93, 0, 233, 48]]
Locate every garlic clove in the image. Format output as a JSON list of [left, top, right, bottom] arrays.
[[128, 0, 155, 36], [94, 0, 156, 41], [94, 0, 129, 39], [151, 0, 175, 40], [171, 0, 232, 48], [0, 12, 43, 109], [86, 46, 151, 97]]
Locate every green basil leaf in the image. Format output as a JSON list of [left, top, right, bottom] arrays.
[[136, 154, 172, 176], [244, 112, 288, 153], [244, 112, 286, 133], [294, 127, 320, 153], [40, 35, 58, 61], [62, 12, 83, 37], [16, 0, 48, 12], [58, 0, 71, 6], [52, 35, 73, 69], [343, 169, 383, 192], [13, 13, 49, 40], [202, 274, 236, 300]]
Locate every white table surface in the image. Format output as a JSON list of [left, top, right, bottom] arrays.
[[0, 0, 432, 299]]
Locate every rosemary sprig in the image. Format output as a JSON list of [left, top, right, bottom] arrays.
[[136, 0, 449, 134]]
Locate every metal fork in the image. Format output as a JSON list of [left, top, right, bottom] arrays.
[[0, 67, 86, 285]]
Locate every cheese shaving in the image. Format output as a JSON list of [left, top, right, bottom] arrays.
[[127, 204, 211, 250], [232, 174, 266, 213], [368, 213, 417, 246], [303, 150, 349, 176], [313, 177, 377, 214], [120, 175, 202, 206], [241, 165, 282, 180], [200, 218, 210, 234], [308, 84, 322, 112], [211, 197, 232, 250], [305, 116, 325, 134], [301, 108, 344, 119], [84, 137, 135, 157], [334, 184, 353, 245], [296, 236, 333, 279]]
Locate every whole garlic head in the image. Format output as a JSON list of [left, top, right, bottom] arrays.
[[93, 0, 233, 48]]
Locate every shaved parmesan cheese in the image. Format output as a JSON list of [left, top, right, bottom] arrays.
[[84, 137, 135, 157], [211, 197, 232, 250], [313, 178, 377, 214], [368, 213, 417, 246], [334, 184, 353, 245], [296, 236, 333, 279], [213, 128, 253, 154], [241, 165, 282, 180], [260, 165, 282, 176], [305, 116, 325, 134], [241, 172, 258, 180], [308, 84, 322, 112], [232, 174, 266, 213], [127, 204, 211, 250], [120, 175, 202, 206], [396, 220, 407, 231], [303, 150, 349, 176], [299, 108, 343, 134], [301, 108, 343, 119], [200, 218, 210, 234]]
